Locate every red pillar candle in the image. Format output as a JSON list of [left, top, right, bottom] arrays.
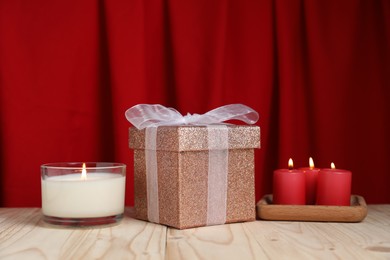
[[316, 163, 352, 206], [299, 157, 320, 205], [273, 158, 306, 205]]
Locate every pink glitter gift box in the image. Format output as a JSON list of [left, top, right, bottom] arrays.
[[129, 124, 260, 229]]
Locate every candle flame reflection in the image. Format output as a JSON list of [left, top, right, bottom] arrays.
[[309, 157, 314, 169], [81, 163, 87, 180], [288, 158, 294, 170], [331, 162, 336, 169]]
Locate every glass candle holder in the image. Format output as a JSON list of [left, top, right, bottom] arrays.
[[41, 162, 126, 227]]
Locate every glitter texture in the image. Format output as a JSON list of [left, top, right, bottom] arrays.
[[129, 125, 260, 229]]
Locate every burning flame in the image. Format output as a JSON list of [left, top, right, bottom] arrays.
[[331, 162, 336, 169], [309, 157, 314, 169], [81, 163, 87, 180], [288, 158, 294, 170]]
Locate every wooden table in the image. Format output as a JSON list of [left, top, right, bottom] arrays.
[[1, 205, 390, 259]]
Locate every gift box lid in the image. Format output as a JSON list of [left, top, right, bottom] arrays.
[[129, 125, 260, 151]]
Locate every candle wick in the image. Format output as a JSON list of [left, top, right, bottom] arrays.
[[81, 163, 87, 180], [287, 158, 294, 170]]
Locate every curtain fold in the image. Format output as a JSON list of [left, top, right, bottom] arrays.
[[0, 0, 389, 206]]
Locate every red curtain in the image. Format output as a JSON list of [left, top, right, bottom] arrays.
[[1, 0, 389, 206]]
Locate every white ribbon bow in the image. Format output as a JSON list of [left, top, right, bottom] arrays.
[[125, 104, 259, 129]]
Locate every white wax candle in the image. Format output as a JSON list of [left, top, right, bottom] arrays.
[[41, 173, 126, 218]]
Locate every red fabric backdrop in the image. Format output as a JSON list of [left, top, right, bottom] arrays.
[[1, 0, 389, 206]]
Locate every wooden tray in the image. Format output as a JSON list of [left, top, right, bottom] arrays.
[[256, 194, 367, 222]]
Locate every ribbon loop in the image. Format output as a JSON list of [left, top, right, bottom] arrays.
[[125, 104, 259, 129]]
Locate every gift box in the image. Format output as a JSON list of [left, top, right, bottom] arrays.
[[129, 124, 260, 229]]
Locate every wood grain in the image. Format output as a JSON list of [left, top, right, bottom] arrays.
[[166, 222, 269, 259], [0, 206, 389, 259], [0, 208, 167, 259], [244, 218, 390, 259]]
